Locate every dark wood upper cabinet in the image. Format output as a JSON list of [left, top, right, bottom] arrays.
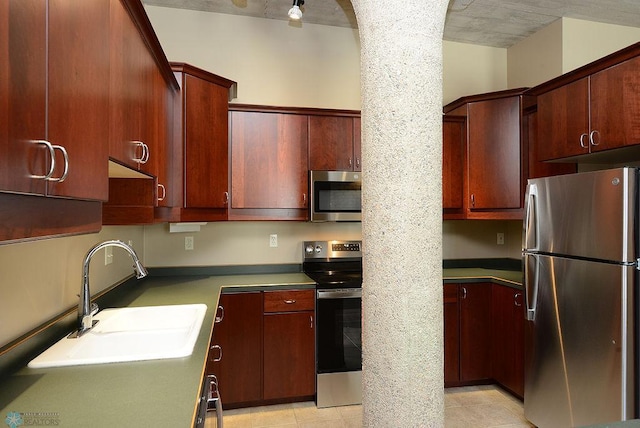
[[161, 63, 235, 222], [231, 110, 308, 210], [528, 42, 640, 163], [443, 116, 465, 217], [309, 115, 360, 171], [2, 0, 109, 201], [536, 78, 590, 161], [444, 89, 527, 219], [467, 96, 522, 211], [46, 0, 110, 201]]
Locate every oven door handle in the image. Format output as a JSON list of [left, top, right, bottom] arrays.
[[317, 289, 362, 299]]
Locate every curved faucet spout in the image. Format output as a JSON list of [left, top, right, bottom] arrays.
[[76, 240, 148, 337]]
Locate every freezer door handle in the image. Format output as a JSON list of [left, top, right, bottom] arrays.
[[524, 183, 538, 251], [525, 254, 539, 321]]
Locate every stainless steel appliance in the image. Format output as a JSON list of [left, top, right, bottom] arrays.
[[309, 171, 362, 222], [303, 240, 362, 408], [523, 167, 638, 427]]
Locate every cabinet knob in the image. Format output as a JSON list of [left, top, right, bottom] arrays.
[[356, 158, 361, 169], [284, 299, 296, 304], [461, 287, 468, 299], [310, 315, 313, 329], [223, 191, 229, 205], [348, 158, 353, 168], [589, 130, 600, 146], [470, 194, 475, 208]]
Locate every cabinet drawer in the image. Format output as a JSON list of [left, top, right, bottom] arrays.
[[264, 290, 315, 313]]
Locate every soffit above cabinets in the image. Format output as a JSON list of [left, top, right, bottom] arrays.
[[142, 0, 640, 48]]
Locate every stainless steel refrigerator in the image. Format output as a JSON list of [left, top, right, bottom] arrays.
[[523, 167, 638, 427]]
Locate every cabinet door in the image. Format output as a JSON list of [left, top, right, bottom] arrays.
[[443, 284, 460, 384], [108, 0, 146, 171], [263, 311, 315, 400], [443, 117, 465, 212], [590, 56, 640, 152], [459, 283, 492, 381], [231, 111, 308, 209], [1, 0, 48, 195], [467, 97, 521, 210], [184, 74, 229, 209], [309, 115, 355, 171], [526, 111, 576, 179], [208, 292, 263, 406], [47, 0, 109, 200], [537, 78, 590, 161], [353, 117, 362, 172], [491, 284, 525, 397]]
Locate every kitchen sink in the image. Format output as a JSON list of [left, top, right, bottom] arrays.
[[28, 304, 208, 369]]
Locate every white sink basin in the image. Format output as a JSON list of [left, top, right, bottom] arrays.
[[28, 304, 208, 369]]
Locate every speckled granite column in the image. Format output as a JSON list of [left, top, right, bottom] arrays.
[[350, 1, 449, 426]]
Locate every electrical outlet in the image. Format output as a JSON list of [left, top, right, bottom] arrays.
[[269, 234, 278, 248], [185, 236, 194, 251], [497, 232, 505, 245], [104, 246, 113, 265]]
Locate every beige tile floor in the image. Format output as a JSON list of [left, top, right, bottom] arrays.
[[206, 385, 534, 427]]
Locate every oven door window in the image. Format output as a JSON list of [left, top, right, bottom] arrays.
[[316, 296, 362, 373]]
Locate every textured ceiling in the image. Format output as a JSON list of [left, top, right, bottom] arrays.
[[142, 0, 640, 48]]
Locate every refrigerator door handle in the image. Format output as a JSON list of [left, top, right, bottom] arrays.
[[524, 183, 538, 251], [525, 254, 539, 321]]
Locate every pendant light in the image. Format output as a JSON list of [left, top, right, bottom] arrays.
[[288, 0, 304, 20]]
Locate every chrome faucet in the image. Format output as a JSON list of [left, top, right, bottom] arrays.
[[75, 240, 148, 337]]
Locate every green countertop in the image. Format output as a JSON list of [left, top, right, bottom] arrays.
[[0, 273, 313, 428], [0, 270, 519, 427], [443, 268, 523, 287]]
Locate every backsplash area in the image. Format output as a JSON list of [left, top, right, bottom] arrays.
[[0, 220, 521, 349]]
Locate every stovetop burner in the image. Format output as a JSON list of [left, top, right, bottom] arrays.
[[302, 240, 362, 289]]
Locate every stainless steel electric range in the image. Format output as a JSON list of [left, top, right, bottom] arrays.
[[302, 240, 362, 408]]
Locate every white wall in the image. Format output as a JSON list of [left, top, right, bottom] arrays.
[[507, 19, 563, 88], [508, 18, 640, 88], [562, 18, 640, 73], [144, 5, 509, 108], [0, 226, 144, 347]]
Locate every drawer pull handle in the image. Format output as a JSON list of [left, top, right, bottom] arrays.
[[284, 299, 296, 304], [210, 344, 222, 362], [215, 305, 224, 323]]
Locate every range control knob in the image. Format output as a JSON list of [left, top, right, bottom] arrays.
[[305, 244, 314, 254], [315, 245, 322, 254]]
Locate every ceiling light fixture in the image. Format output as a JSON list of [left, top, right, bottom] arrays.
[[288, 0, 304, 20]]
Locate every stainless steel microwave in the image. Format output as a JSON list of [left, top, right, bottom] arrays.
[[309, 170, 362, 222]]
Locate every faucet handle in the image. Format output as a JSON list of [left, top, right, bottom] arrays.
[[90, 302, 99, 316]]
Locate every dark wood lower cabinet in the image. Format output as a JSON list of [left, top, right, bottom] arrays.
[[263, 311, 315, 400], [443, 284, 460, 384], [208, 292, 263, 407], [491, 284, 525, 398], [444, 281, 524, 397], [459, 283, 492, 382], [208, 289, 315, 409]]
